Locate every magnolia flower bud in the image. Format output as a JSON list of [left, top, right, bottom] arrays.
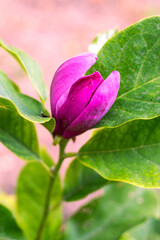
[[50, 53, 120, 138]]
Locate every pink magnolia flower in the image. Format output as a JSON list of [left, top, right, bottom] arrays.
[[50, 53, 120, 139]]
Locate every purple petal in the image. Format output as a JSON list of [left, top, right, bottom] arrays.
[[54, 72, 103, 136], [50, 53, 97, 118], [63, 71, 120, 138]]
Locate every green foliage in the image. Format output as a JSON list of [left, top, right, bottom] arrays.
[[0, 39, 47, 102], [10, 80, 21, 92], [0, 204, 24, 240], [1, 16, 160, 240], [0, 108, 40, 161], [0, 192, 15, 214], [42, 117, 55, 134], [78, 117, 160, 188], [88, 29, 118, 54], [120, 218, 160, 240], [0, 71, 51, 123], [16, 161, 62, 240], [87, 16, 160, 128], [40, 147, 54, 167], [63, 159, 109, 201], [63, 183, 158, 240]]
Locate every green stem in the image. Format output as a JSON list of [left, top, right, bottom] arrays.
[[35, 139, 69, 240]]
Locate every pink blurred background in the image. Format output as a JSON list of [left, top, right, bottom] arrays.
[[0, 0, 160, 216]]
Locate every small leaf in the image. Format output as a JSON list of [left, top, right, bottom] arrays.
[[42, 117, 55, 134], [16, 161, 62, 240], [88, 28, 118, 54], [40, 147, 54, 167], [63, 159, 109, 201], [0, 109, 40, 161], [0, 38, 47, 102], [120, 218, 160, 240], [0, 70, 51, 123], [63, 183, 158, 240], [87, 16, 160, 128], [0, 204, 25, 240], [78, 117, 160, 188]]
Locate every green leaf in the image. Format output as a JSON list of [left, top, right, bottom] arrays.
[[87, 16, 160, 128], [41, 117, 55, 134], [0, 204, 25, 240], [10, 80, 21, 92], [0, 109, 40, 161], [78, 117, 160, 188], [40, 147, 54, 167], [0, 192, 16, 214], [16, 161, 62, 240], [0, 70, 51, 123], [0, 38, 47, 102], [120, 218, 160, 240], [88, 28, 118, 54], [63, 183, 158, 240], [63, 159, 109, 201]]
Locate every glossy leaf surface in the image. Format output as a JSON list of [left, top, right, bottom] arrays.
[[78, 117, 160, 187], [87, 16, 160, 128], [0, 71, 51, 123], [0, 109, 40, 161], [63, 159, 109, 201], [0, 38, 47, 102]]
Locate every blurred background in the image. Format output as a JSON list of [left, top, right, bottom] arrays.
[[0, 0, 160, 216]]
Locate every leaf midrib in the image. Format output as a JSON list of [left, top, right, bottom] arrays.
[[0, 40, 47, 102], [0, 96, 50, 123], [79, 142, 160, 155], [134, 35, 160, 87], [116, 76, 160, 101]]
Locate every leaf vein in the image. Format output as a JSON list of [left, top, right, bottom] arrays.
[[79, 143, 160, 155], [134, 36, 160, 87]]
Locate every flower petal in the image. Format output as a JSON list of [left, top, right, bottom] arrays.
[[63, 71, 120, 138], [50, 53, 97, 118], [54, 71, 103, 135]]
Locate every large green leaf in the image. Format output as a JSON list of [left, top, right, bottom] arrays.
[[63, 183, 158, 240], [63, 159, 109, 201], [0, 109, 40, 161], [0, 38, 47, 102], [16, 161, 62, 240], [87, 16, 160, 128], [78, 117, 160, 188], [0, 70, 51, 123], [0, 204, 25, 240], [120, 218, 160, 240]]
